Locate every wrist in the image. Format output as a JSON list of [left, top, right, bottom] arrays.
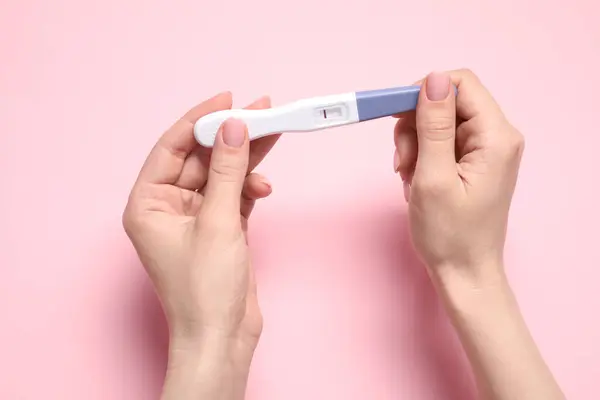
[[428, 255, 506, 287], [169, 328, 256, 373], [428, 261, 565, 400], [427, 259, 511, 313], [168, 318, 260, 366], [162, 331, 255, 400]]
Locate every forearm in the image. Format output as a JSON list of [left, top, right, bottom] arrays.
[[161, 332, 253, 400], [431, 264, 564, 400]]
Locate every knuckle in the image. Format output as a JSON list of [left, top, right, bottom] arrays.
[[457, 68, 478, 81], [424, 115, 454, 132], [512, 130, 525, 153], [210, 161, 242, 182], [501, 128, 525, 158], [490, 134, 525, 164], [180, 188, 200, 215], [121, 188, 147, 235], [121, 210, 132, 233], [419, 115, 455, 139], [121, 206, 142, 237]]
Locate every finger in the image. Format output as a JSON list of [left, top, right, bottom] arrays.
[[442, 69, 505, 125], [200, 118, 250, 223], [246, 96, 280, 171], [393, 115, 418, 183], [175, 95, 275, 192], [179, 187, 205, 216], [393, 69, 504, 126], [136, 92, 232, 185], [240, 173, 272, 219], [175, 146, 211, 190], [392, 79, 425, 118], [243, 173, 272, 200], [443, 69, 509, 165], [414, 71, 457, 180], [245, 96, 270, 111]]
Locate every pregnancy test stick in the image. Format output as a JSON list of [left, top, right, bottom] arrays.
[[194, 85, 435, 147]]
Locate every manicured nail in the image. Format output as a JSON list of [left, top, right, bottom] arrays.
[[222, 118, 247, 148], [425, 71, 450, 101], [260, 176, 272, 191], [393, 149, 400, 173], [403, 181, 410, 203]]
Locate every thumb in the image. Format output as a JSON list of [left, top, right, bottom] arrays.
[[201, 118, 250, 220], [415, 72, 457, 180]]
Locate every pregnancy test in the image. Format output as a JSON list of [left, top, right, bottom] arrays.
[[194, 85, 431, 147]]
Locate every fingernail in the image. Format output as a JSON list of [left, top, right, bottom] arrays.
[[222, 119, 247, 148], [403, 181, 411, 203], [393, 149, 400, 173], [260, 176, 272, 191], [425, 71, 450, 101]]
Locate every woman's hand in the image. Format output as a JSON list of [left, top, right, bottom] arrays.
[[395, 69, 525, 281], [122, 92, 279, 400], [394, 70, 563, 400]]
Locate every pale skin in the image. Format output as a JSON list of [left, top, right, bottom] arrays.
[[122, 69, 565, 399]]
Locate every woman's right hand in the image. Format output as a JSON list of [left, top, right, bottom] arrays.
[[394, 69, 525, 282], [394, 70, 564, 400]]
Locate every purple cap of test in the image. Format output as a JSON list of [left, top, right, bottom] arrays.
[[355, 85, 458, 122]]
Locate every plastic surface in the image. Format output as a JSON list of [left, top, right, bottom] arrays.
[[193, 85, 459, 147], [194, 92, 359, 147], [355, 85, 421, 121]]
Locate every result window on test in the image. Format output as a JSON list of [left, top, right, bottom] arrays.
[[316, 104, 347, 122]]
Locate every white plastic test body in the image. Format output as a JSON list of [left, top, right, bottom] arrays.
[[194, 85, 424, 148]]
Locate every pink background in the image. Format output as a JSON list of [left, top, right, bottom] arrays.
[[1, 0, 599, 398]]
